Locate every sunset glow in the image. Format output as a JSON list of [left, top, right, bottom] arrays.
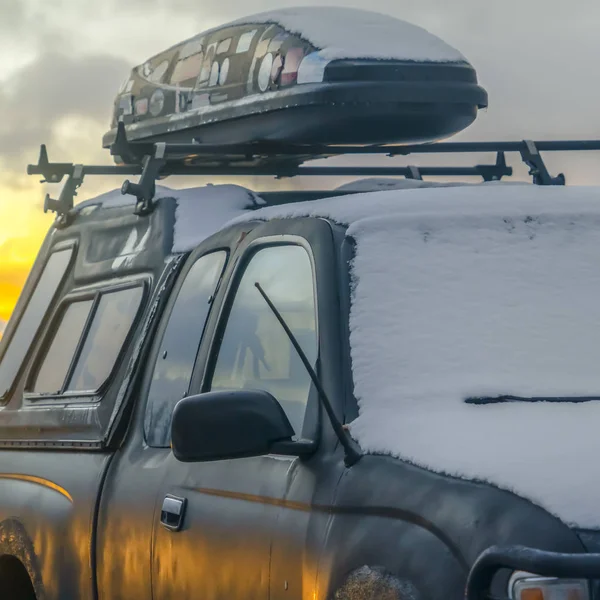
[[0, 183, 53, 324]]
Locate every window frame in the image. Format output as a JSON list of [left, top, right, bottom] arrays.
[[24, 277, 148, 403], [141, 248, 229, 448], [0, 240, 77, 403], [202, 236, 320, 440]]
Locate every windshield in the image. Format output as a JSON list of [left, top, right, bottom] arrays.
[[350, 212, 600, 404], [346, 207, 600, 527]]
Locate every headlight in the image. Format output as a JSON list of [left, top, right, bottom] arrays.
[[509, 571, 590, 600]]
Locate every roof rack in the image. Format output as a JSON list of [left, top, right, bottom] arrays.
[[27, 122, 600, 220]]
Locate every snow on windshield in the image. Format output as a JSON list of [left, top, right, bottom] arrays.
[[229, 183, 600, 528]]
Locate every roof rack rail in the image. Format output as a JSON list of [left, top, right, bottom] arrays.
[[27, 122, 600, 219]]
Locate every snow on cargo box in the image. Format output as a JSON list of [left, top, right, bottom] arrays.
[[102, 6, 487, 154], [227, 183, 600, 528]]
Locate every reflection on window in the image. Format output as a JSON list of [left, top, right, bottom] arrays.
[[67, 287, 144, 392], [33, 300, 93, 395], [30, 285, 144, 396], [0, 247, 74, 400], [211, 245, 317, 437], [171, 51, 204, 86], [145, 251, 227, 448]]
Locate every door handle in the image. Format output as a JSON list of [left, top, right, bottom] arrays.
[[160, 494, 187, 532]]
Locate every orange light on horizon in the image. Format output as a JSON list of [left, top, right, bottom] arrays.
[[0, 184, 53, 326]]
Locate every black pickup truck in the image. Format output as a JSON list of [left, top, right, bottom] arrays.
[[3, 133, 600, 600], [3, 6, 600, 596]]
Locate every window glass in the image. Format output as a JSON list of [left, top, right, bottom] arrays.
[[67, 286, 144, 392], [211, 245, 317, 437], [145, 251, 227, 448], [30, 285, 143, 396], [0, 247, 74, 400], [32, 300, 93, 394]]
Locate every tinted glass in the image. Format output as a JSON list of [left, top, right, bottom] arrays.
[[145, 251, 227, 447], [0, 247, 74, 400], [211, 245, 317, 437], [32, 300, 93, 394], [67, 286, 144, 392]]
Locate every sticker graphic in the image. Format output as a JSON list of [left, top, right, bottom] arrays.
[[180, 38, 203, 60], [271, 54, 283, 85], [236, 30, 256, 54], [149, 89, 165, 116], [297, 51, 332, 84], [191, 93, 210, 109], [268, 33, 288, 53], [217, 38, 231, 55], [281, 47, 304, 86], [118, 94, 134, 116], [219, 58, 230, 86], [210, 92, 229, 104], [258, 53, 274, 92], [209, 62, 220, 87], [147, 60, 169, 83], [135, 97, 149, 116]]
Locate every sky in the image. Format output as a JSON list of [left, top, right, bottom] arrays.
[[0, 0, 599, 328]]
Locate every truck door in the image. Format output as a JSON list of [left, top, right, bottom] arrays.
[[150, 218, 349, 600], [96, 226, 242, 600]]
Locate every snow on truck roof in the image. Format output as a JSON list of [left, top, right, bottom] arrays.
[[79, 182, 600, 527], [226, 6, 467, 63]]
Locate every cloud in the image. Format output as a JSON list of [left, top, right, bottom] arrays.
[[0, 51, 130, 169]]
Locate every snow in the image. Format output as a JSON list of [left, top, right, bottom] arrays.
[[228, 7, 466, 63], [228, 183, 600, 528], [75, 184, 264, 253], [170, 184, 264, 252]]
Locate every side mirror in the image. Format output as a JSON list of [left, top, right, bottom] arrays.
[[171, 389, 296, 462]]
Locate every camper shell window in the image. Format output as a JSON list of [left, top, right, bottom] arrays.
[[27, 282, 145, 398], [0, 245, 75, 402]]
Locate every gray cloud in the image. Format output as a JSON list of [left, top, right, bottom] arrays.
[[0, 51, 130, 165]]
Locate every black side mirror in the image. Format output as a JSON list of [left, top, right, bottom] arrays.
[[171, 389, 296, 462]]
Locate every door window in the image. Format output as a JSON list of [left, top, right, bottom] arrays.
[[210, 244, 318, 438], [144, 251, 227, 448]]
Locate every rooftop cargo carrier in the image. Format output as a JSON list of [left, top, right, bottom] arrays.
[[102, 6, 488, 160]]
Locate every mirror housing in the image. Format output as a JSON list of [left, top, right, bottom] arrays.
[[171, 389, 296, 462]]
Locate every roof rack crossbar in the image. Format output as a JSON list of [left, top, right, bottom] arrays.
[[26, 123, 600, 220], [27, 161, 514, 181]]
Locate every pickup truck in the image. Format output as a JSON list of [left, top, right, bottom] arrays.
[[3, 157, 600, 600]]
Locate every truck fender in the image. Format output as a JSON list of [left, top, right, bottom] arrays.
[[0, 518, 45, 600], [334, 565, 420, 600]]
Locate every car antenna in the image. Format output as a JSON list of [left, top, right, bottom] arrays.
[[254, 282, 362, 467]]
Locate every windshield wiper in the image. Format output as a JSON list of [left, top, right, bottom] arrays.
[[465, 395, 600, 405]]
